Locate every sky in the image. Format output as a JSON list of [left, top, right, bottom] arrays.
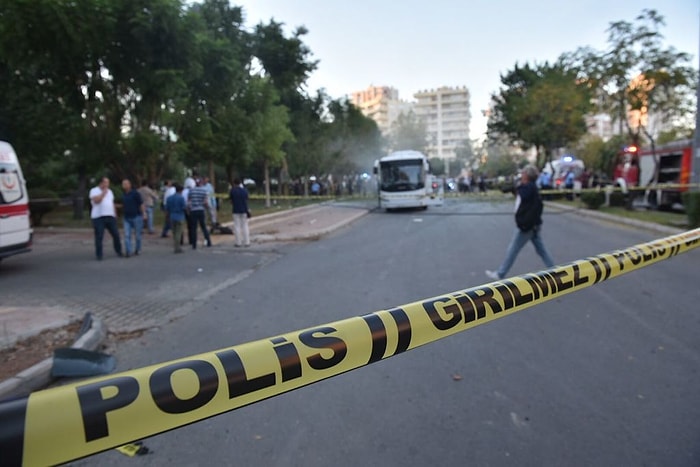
[[234, 0, 698, 141]]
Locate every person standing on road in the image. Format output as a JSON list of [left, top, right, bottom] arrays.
[[138, 180, 159, 234], [165, 183, 186, 253], [486, 165, 555, 280], [121, 179, 146, 257], [203, 177, 218, 227], [187, 179, 212, 249], [229, 178, 250, 247], [565, 168, 575, 201], [182, 177, 196, 246], [160, 180, 176, 238], [538, 170, 552, 201], [89, 176, 123, 260]]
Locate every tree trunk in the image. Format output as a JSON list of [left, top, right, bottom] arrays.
[[73, 165, 86, 220], [208, 160, 215, 191], [618, 94, 625, 136], [226, 164, 234, 187], [264, 159, 271, 208]]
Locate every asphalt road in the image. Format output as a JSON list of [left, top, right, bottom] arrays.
[[65, 198, 700, 466]]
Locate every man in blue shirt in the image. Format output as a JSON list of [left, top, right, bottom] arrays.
[[165, 184, 187, 253], [121, 179, 146, 257], [564, 169, 575, 200], [229, 178, 250, 247]]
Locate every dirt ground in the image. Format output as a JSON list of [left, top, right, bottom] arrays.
[[0, 321, 83, 381]]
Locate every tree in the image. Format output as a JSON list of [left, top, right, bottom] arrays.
[[479, 140, 526, 178], [107, 0, 197, 184], [325, 99, 384, 175], [242, 77, 294, 207], [454, 139, 479, 173], [181, 0, 252, 186], [0, 0, 122, 217], [389, 111, 428, 154], [568, 10, 696, 184], [252, 20, 317, 106], [283, 91, 328, 195], [488, 62, 593, 168]]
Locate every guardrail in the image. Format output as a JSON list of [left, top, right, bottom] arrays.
[[1, 228, 699, 466]]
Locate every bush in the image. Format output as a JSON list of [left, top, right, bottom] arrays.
[[682, 191, 700, 228], [609, 192, 626, 207], [28, 188, 60, 226], [581, 191, 605, 210]]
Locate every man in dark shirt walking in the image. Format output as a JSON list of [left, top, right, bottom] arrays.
[[187, 179, 212, 249], [121, 179, 146, 257], [486, 165, 555, 280], [229, 178, 250, 247]]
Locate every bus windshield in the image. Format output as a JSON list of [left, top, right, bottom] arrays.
[[380, 159, 424, 192]]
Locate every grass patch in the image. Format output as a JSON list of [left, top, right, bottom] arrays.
[[597, 206, 687, 228], [546, 198, 688, 228]]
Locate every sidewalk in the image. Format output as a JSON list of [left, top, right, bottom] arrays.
[[0, 202, 369, 398]]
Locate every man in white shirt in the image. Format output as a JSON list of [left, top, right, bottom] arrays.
[[89, 176, 123, 260], [202, 177, 217, 226], [180, 177, 196, 246]]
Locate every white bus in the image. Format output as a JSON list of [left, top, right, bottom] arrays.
[[374, 150, 444, 210]]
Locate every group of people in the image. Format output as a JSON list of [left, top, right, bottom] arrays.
[[90, 167, 555, 280], [89, 176, 250, 260]]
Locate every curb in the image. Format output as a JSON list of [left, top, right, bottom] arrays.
[[545, 202, 685, 235], [221, 203, 368, 243], [256, 208, 369, 242], [0, 316, 107, 400]]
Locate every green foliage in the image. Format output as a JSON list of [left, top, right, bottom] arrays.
[[566, 9, 696, 150], [454, 140, 477, 171], [488, 62, 593, 165], [682, 192, 700, 228], [657, 127, 694, 145], [28, 188, 59, 226], [252, 20, 318, 105], [429, 158, 445, 175], [389, 111, 428, 154], [0, 0, 378, 203], [575, 134, 626, 174], [581, 191, 605, 210], [325, 99, 384, 174], [478, 140, 525, 178], [609, 192, 627, 207]]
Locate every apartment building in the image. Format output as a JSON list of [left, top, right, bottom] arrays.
[[414, 86, 471, 160], [350, 86, 398, 135]]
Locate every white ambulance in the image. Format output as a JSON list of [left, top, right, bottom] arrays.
[[0, 141, 32, 260]]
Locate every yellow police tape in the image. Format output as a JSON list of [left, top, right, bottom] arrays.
[[1, 228, 699, 466]]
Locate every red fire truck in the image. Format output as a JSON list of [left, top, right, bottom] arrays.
[[613, 138, 693, 209]]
